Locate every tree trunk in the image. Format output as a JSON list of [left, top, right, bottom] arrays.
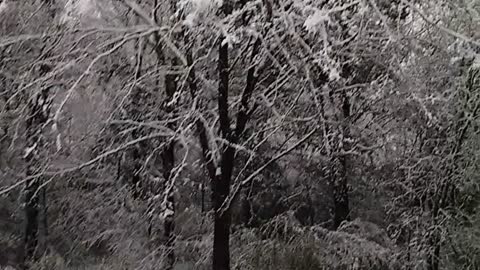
[[160, 1, 178, 263], [162, 141, 175, 270], [121, 37, 147, 199], [427, 233, 440, 270], [23, 86, 52, 263], [332, 92, 351, 229], [162, 71, 177, 270], [184, 3, 261, 267], [24, 177, 40, 261], [212, 35, 234, 270], [212, 149, 234, 270], [213, 203, 231, 270], [332, 156, 350, 229]]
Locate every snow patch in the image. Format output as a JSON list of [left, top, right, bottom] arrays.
[[304, 9, 330, 33], [472, 54, 480, 69], [180, 0, 223, 26], [0, 1, 8, 14], [61, 0, 102, 25]]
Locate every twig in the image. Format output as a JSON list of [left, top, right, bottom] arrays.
[[219, 127, 318, 216], [0, 131, 173, 196], [122, 0, 188, 66]]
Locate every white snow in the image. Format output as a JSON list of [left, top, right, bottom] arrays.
[[180, 0, 223, 26], [304, 9, 330, 33], [0, 1, 8, 14]]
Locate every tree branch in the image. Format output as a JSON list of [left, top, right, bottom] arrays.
[[219, 127, 318, 216]]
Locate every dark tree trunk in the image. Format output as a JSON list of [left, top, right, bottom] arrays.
[[241, 184, 254, 227], [24, 177, 40, 260], [426, 68, 479, 270], [162, 70, 177, 270], [213, 203, 231, 270], [121, 38, 147, 199], [212, 145, 235, 266], [159, 2, 178, 264], [130, 139, 144, 198], [211, 12, 264, 267], [184, 3, 262, 268], [201, 180, 206, 213], [23, 86, 52, 263], [332, 156, 350, 229], [212, 152, 234, 270], [212, 36, 234, 270], [427, 233, 440, 270], [332, 92, 351, 229], [162, 141, 175, 270], [212, 174, 232, 270]]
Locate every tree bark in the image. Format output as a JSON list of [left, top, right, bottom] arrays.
[[159, 2, 178, 266], [332, 156, 350, 229], [332, 92, 351, 229], [212, 34, 234, 270], [23, 86, 52, 263], [162, 141, 175, 270], [24, 177, 40, 261], [184, 3, 263, 268], [121, 37, 147, 199], [426, 68, 479, 270], [212, 172, 232, 270], [162, 62, 177, 270]]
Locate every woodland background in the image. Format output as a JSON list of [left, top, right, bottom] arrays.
[[0, 0, 479, 269]]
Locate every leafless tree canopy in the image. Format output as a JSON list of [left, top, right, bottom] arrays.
[[0, 0, 479, 270]]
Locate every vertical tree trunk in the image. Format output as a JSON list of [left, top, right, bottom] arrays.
[[427, 233, 440, 270], [426, 68, 479, 270], [159, 1, 178, 266], [24, 177, 40, 261], [23, 86, 52, 263], [121, 37, 148, 199], [332, 156, 350, 229], [162, 63, 177, 270], [162, 141, 175, 270], [183, 2, 262, 268], [212, 157, 234, 270], [212, 176, 232, 270], [332, 92, 351, 229], [22, 0, 55, 260], [212, 36, 234, 270]]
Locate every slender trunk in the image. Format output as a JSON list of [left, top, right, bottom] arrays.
[[160, 1, 178, 263], [23, 86, 52, 263], [162, 66, 177, 270], [426, 68, 479, 270], [332, 92, 351, 229], [201, 180, 206, 213], [162, 141, 175, 270], [427, 233, 440, 270], [131, 138, 144, 198], [40, 184, 48, 251], [24, 175, 49, 260], [122, 37, 147, 199], [241, 182, 254, 227], [24, 177, 40, 261], [332, 156, 350, 229]]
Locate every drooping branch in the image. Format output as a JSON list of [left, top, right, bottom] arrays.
[[234, 38, 261, 140], [220, 127, 319, 215]]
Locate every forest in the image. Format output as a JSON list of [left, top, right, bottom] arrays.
[[0, 0, 479, 269]]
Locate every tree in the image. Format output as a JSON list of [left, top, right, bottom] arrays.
[[1, 0, 478, 270], [23, 65, 53, 262]]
